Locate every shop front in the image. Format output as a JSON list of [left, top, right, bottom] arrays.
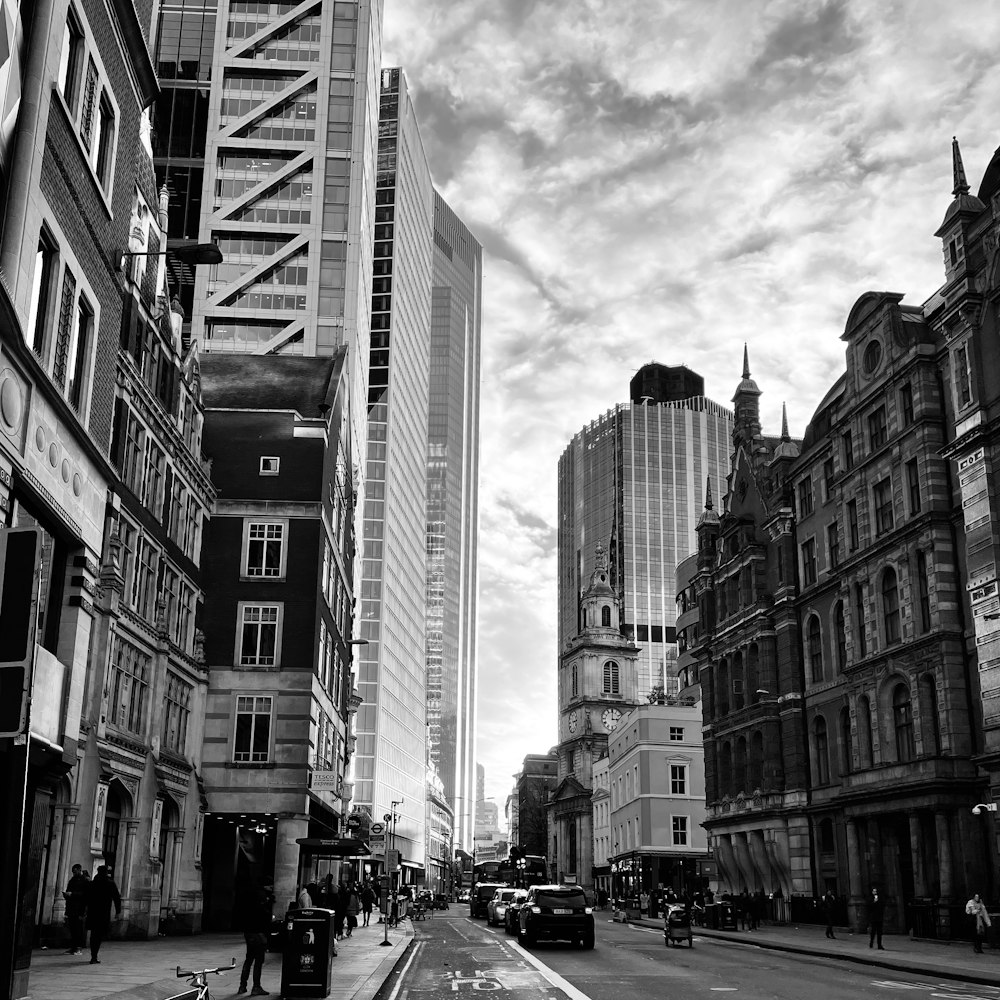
[[611, 851, 715, 914]]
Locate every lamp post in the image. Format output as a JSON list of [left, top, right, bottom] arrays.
[[117, 240, 223, 272]]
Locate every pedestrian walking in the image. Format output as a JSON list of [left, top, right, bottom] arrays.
[[334, 882, 348, 939], [238, 885, 274, 996], [85, 866, 121, 964], [296, 884, 312, 909], [361, 882, 376, 926], [822, 889, 837, 939], [62, 864, 89, 955], [640, 890, 649, 916], [966, 892, 992, 954], [345, 884, 361, 937], [868, 887, 885, 950]]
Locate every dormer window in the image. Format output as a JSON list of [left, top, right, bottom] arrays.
[[948, 237, 959, 266]]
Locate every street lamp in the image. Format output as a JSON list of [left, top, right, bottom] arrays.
[[973, 803, 998, 815], [117, 240, 223, 272]]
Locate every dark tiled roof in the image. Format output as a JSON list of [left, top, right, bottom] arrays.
[[200, 352, 344, 414]]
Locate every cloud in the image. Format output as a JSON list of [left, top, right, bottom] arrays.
[[383, 0, 1000, 808]]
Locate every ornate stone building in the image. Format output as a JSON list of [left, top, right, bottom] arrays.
[[549, 543, 639, 893]]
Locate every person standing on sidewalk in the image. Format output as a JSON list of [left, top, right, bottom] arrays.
[[86, 866, 122, 964], [361, 882, 376, 926], [63, 864, 90, 955], [238, 885, 274, 997], [966, 892, 992, 954], [822, 889, 837, 939], [867, 887, 885, 950], [345, 884, 360, 937]]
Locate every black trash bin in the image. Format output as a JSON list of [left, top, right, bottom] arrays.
[[281, 907, 337, 998]]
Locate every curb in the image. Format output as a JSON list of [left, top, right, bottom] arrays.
[[353, 925, 414, 1000], [629, 918, 998, 987]]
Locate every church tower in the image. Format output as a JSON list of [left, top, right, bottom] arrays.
[[732, 344, 762, 455], [548, 541, 640, 890]]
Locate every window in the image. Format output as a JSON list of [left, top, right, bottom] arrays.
[[857, 695, 873, 768], [161, 564, 180, 639], [827, 521, 840, 569], [119, 411, 145, 496], [954, 343, 974, 408], [813, 716, 830, 785], [260, 456, 280, 476], [801, 538, 817, 587], [670, 764, 687, 795], [873, 478, 894, 535], [854, 582, 867, 657], [671, 815, 688, 846], [839, 706, 852, 775], [58, 10, 84, 113], [239, 604, 280, 666], [798, 476, 814, 517], [906, 459, 921, 515], [162, 673, 192, 754], [847, 499, 859, 551], [601, 604, 611, 627], [234, 695, 272, 762], [916, 550, 931, 633], [130, 535, 158, 618], [141, 440, 166, 518], [808, 615, 823, 683], [603, 660, 620, 694], [66, 294, 92, 409], [843, 428, 854, 470], [919, 675, 940, 755], [900, 382, 914, 425], [822, 457, 835, 502], [835, 602, 847, 670], [669, 726, 684, 741], [868, 406, 888, 450], [244, 521, 286, 578], [51, 268, 77, 389], [882, 568, 900, 646], [27, 233, 56, 355], [92, 93, 115, 187], [571, 663, 578, 697], [106, 636, 150, 736], [177, 581, 195, 653], [893, 684, 914, 763]]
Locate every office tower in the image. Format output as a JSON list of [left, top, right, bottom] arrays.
[[426, 191, 482, 852], [558, 364, 733, 698], [352, 67, 433, 873]]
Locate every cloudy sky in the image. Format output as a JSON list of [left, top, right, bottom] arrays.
[[383, 0, 1000, 813]]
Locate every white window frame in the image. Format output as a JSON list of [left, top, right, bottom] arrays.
[[237, 602, 283, 667], [242, 518, 288, 580], [233, 694, 274, 763], [671, 815, 689, 846], [260, 456, 281, 476], [669, 726, 684, 742], [670, 763, 688, 796]]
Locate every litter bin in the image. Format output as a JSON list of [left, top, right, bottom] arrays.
[[281, 907, 336, 998]]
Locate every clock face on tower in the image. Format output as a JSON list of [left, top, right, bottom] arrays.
[[602, 708, 622, 731], [568, 710, 578, 733]]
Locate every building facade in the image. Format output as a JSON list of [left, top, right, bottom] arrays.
[[550, 543, 640, 894], [514, 753, 557, 860], [198, 353, 359, 924], [558, 364, 732, 700], [352, 66, 433, 877], [426, 190, 482, 852]]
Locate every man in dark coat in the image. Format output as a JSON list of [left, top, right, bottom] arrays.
[[86, 866, 122, 964], [868, 887, 885, 949], [360, 882, 376, 927], [63, 864, 89, 954], [238, 885, 274, 996], [822, 889, 837, 939]]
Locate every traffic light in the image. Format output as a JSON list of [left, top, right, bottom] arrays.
[[509, 845, 521, 863], [0, 528, 41, 737]]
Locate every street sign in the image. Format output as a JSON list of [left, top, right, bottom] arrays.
[[310, 771, 339, 792], [387, 849, 400, 873], [346, 816, 360, 829], [369, 834, 386, 856], [370, 822, 385, 835]]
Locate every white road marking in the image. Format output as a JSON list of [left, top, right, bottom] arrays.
[[387, 941, 422, 1000], [508, 941, 596, 1000], [710, 989, 738, 992]]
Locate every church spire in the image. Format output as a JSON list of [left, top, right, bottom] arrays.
[[742, 342, 751, 380], [952, 136, 970, 196], [705, 476, 714, 511], [780, 402, 790, 440]]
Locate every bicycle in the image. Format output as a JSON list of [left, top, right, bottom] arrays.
[[169, 958, 236, 1000]]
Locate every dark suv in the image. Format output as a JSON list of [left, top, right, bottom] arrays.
[[471, 882, 508, 919], [518, 884, 594, 948]]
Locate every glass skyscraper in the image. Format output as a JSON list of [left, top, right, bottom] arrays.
[[353, 67, 434, 868], [558, 366, 733, 697], [426, 192, 482, 851]]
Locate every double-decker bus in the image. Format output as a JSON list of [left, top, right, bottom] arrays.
[[473, 855, 549, 889]]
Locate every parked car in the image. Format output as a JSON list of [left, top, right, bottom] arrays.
[[433, 893, 450, 910], [471, 882, 508, 919], [487, 887, 518, 927], [504, 889, 529, 935], [518, 884, 594, 949], [458, 890, 470, 903]]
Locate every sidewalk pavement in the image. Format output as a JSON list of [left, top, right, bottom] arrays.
[[628, 913, 1000, 986], [25, 918, 413, 1000]]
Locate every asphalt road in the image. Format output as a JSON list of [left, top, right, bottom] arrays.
[[377, 911, 1000, 1000]]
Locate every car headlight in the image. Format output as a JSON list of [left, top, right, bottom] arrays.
[[530, 905, 541, 914], [584, 907, 593, 914]]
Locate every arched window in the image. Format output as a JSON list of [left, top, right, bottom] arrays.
[[735, 736, 748, 792], [808, 615, 823, 683], [834, 602, 847, 670], [717, 659, 730, 715], [581, 607, 588, 629], [750, 730, 764, 790], [720, 741, 733, 798], [601, 605, 611, 627], [919, 675, 940, 755], [813, 715, 830, 785], [893, 683, 914, 762], [857, 695, 873, 768], [571, 663, 578, 697], [733, 651, 745, 710], [882, 568, 900, 645], [839, 706, 852, 775], [603, 660, 620, 694]]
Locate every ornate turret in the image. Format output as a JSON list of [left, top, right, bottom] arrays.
[[580, 540, 620, 632], [771, 403, 799, 463], [732, 344, 762, 451], [696, 477, 721, 571], [935, 137, 986, 258]]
